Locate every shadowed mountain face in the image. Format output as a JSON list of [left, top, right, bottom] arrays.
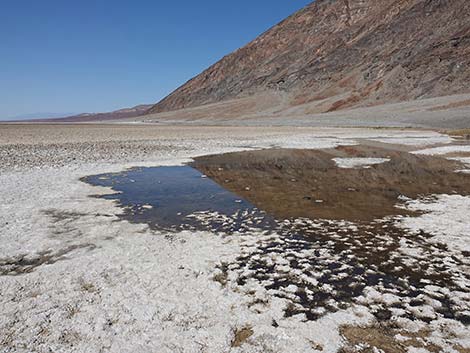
[[149, 0, 470, 115]]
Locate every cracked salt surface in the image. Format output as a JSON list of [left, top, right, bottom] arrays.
[[332, 157, 391, 169], [369, 135, 454, 146], [0, 162, 375, 353], [412, 145, 470, 156], [2, 134, 470, 352], [447, 157, 470, 166], [79, 147, 470, 352], [397, 195, 470, 253]]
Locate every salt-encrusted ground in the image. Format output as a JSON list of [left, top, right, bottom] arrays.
[[332, 157, 391, 169], [0, 125, 469, 353]]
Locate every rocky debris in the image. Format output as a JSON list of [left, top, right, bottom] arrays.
[[0, 141, 178, 171]]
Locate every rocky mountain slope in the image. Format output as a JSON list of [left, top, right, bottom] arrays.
[[149, 0, 470, 115]]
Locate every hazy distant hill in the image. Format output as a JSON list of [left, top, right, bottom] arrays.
[[28, 105, 153, 123], [5, 112, 77, 121]]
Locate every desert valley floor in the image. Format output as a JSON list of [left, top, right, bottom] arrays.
[[0, 124, 469, 353]]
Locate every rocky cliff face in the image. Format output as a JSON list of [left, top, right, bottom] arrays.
[[149, 0, 470, 115]]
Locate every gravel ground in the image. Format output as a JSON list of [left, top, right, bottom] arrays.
[[127, 93, 470, 130], [0, 124, 453, 171]]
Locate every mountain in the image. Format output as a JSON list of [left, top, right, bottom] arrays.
[[148, 0, 470, 116], [27, 104, 153, 122], [4, 112, 77, 121]]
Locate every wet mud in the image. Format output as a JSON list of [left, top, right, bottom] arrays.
[[192, 145, 470, 221]]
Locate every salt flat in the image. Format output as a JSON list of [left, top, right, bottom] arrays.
[[0, 124, 469, 353]]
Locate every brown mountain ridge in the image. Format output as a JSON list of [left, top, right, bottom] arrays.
[[149, 0, 470, 116]]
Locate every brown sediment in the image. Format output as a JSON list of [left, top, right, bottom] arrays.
[[339, 325, 467, 353], [339, 325, 407, 353], [446, 128, 470, 139], [192, 145, 470, 222], [430, 99, 470, 111], [440, 151, 470, 158], [339, 326, 430, 353], [231, 326, 254, 347]]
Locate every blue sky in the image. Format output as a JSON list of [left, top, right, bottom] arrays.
[[0, 1, 312, 119]]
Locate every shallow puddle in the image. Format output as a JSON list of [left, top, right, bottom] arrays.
[[82, 146, 470, 324], [82, 166, 275, 233], [84, 146, 470, 229]]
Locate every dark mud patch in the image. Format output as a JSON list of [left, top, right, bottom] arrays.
[[225, 218, 470, 323], [43, 210, 89, 224], [0, 244, 95, 276], [231, 326, 254, 347]]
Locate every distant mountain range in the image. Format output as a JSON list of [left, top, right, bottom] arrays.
[[15, 105, 153, 123], [5, 112, 77, 121]]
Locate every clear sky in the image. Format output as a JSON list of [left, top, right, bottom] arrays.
[[0, 0, 312, 119]]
